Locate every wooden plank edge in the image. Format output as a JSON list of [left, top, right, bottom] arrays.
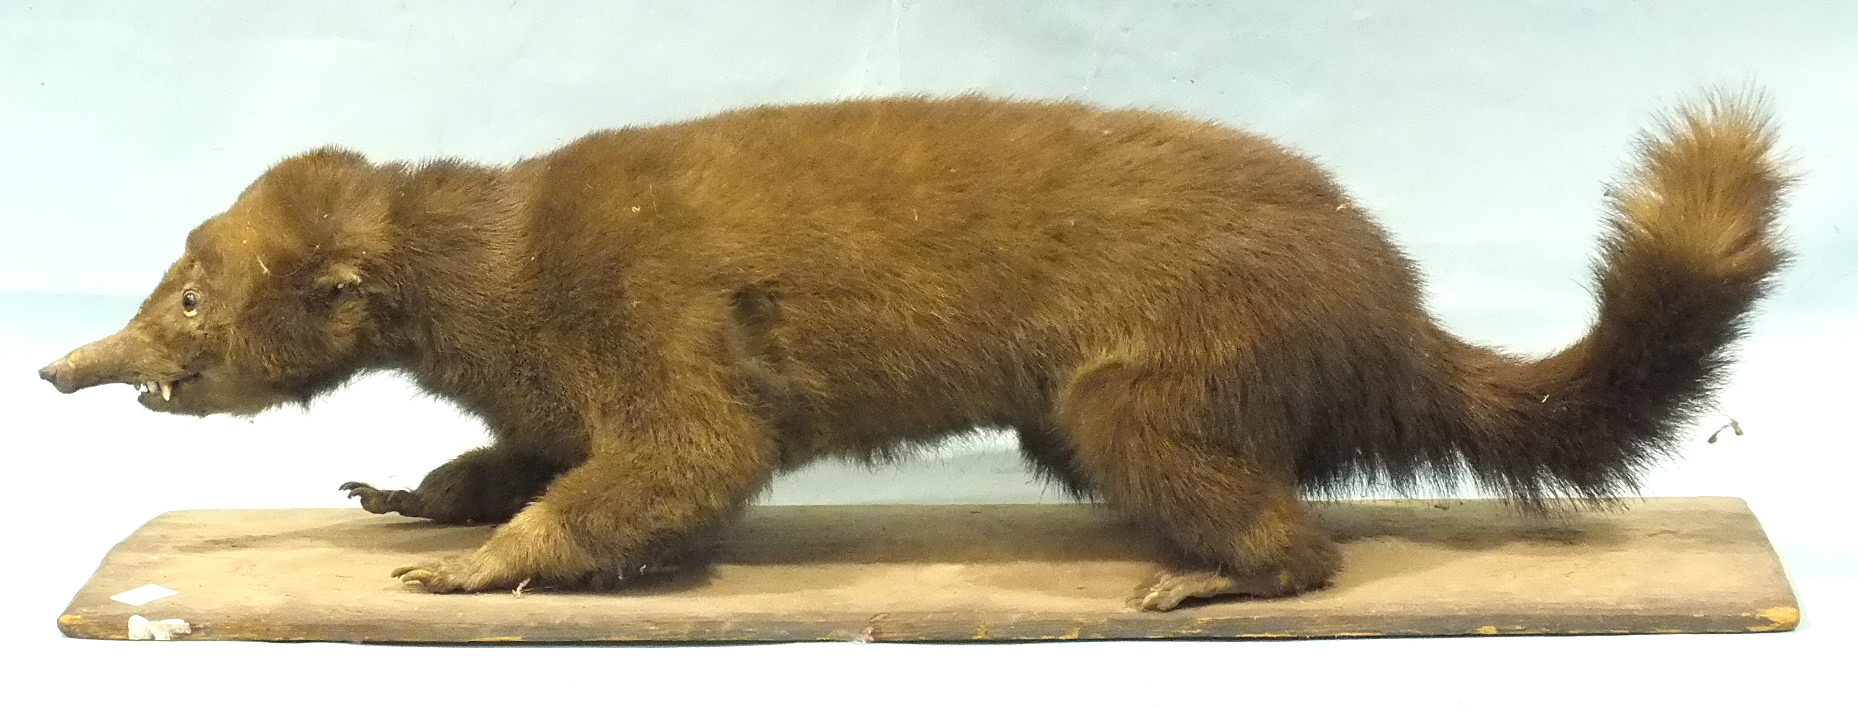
[[58, 604, 1800, 643]]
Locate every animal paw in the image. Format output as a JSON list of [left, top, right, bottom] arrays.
[[340, 481, 412, 515], [392, 556, 522, 594], [391, 502, 600, 594], [1133, 568, 1310, 611], [1135, 570, 1243, 611]]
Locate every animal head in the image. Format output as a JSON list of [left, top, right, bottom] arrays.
[[38, 148, 393, 416]]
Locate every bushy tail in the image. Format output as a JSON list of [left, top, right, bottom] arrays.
[[1449, 95, 1789, 507]]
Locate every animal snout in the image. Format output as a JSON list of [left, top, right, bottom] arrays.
[[39, 359, 78, 394]]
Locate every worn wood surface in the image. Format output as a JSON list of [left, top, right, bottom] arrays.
[[59, 497, 1798, 642]]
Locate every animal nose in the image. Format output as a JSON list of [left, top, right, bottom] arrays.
[[39, 361, 73, 393]]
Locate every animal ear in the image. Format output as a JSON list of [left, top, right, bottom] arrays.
[[314, 263, 363, 298]]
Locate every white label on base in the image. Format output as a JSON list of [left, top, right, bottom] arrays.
[[127, 615, 192, 640], [110, 584, 179, 606]]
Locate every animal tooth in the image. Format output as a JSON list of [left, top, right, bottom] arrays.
[[161, 382, 172, 401]]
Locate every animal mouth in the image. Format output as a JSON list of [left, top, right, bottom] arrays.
[[135, 373, 199, 402]]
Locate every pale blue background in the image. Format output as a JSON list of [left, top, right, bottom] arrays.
[[2, 2, 1852, 702]]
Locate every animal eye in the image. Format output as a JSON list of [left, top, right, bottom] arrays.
[[181, 290, 200, 317]]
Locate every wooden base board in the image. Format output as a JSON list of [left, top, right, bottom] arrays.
[[59, 497, 1798, 643]]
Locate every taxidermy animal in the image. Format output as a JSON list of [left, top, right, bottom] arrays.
[[38, 95, 1786, 610]]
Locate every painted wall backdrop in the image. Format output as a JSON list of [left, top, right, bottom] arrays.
[[1, 2, 1851, 701]]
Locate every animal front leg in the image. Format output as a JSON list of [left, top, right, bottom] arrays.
[[394, 409, 781, 593], [341, 445, 568, 524]]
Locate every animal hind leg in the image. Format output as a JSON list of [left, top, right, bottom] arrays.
[[1056, 358, 1341, 611]]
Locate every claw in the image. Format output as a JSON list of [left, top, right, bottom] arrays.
[[1139, 590, 1170, 612], [342, 482, 409, 515], [1133, 570, 1243, 612], [392, 564, 469, 593], [339, 481, 370, 500], [339, 481, 377, 498]]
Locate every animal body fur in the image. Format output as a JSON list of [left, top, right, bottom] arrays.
[[39, 96, 1787, 609]]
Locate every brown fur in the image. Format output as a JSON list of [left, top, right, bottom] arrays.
[[40, 95, 1787, 609]]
